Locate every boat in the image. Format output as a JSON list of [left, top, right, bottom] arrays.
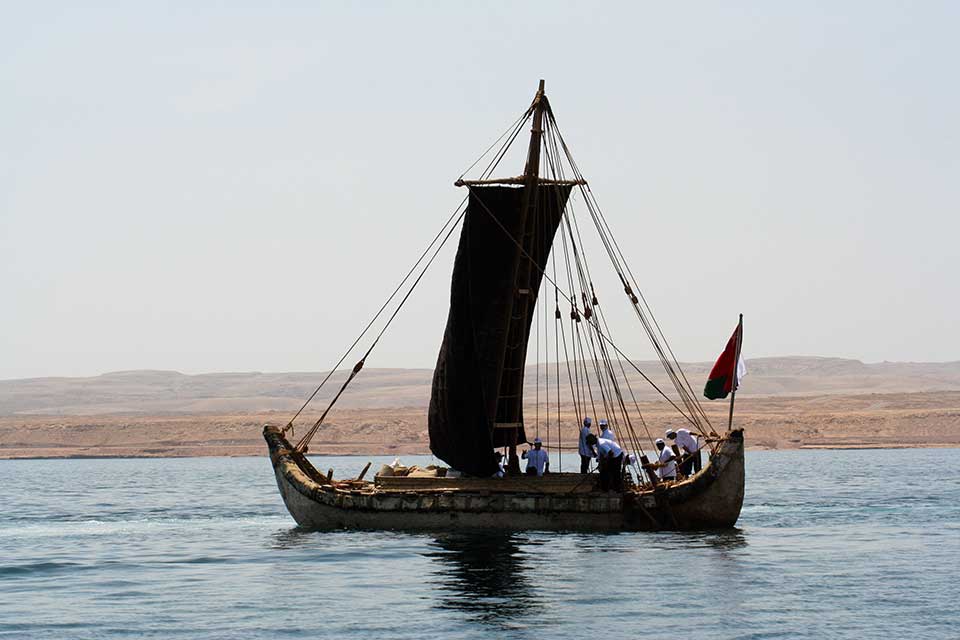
[[264, 80, 745, 531]]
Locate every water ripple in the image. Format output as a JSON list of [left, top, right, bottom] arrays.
[[0, 450, 958, 639]]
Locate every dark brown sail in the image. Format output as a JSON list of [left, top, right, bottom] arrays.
[[428, 183, 572, 476]]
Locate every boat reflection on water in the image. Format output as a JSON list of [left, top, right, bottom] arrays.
[[703, 528, 748, 552], [270, 527, 317, 551], [425, 532, 535, 625], [663, 529, 749, 555]]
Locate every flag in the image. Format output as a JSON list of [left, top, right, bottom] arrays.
[[704, 317, 745, 400]]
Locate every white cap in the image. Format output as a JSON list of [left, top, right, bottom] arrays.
[[599, 419, 608, 427], [655, 438, 665, 446]]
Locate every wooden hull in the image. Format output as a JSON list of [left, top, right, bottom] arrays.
[[264, 426, 744, 531]]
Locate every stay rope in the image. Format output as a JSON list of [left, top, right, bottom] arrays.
[[289, 105, 535, 451], [294, 207, 465, 452], [550, 114, 715, 434]]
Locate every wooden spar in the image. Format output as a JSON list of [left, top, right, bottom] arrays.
[[355, 461, 372, 482], [670, 444, 683, 477], [503, 79, 548, 474], [639, 454, 659, 487], [455, 176, 585, 187], [727, 392, 736, 432], [727, 314, 743, 431]]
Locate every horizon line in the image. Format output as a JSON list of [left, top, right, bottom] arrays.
[[3, 354, 960, 383]]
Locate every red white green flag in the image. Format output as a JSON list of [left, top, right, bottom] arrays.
[[704, 316, 745, 400]]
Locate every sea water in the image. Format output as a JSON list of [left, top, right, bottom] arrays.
[[1, 449, 958, 639]]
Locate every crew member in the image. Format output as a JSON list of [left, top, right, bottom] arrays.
[[655, 438, 677, 482], [599, 418, 615, 442], [521, 437, 549, 476], [667, 428, 702, 476], [588, 433, 626, 492], [578, 417, 595, 473]]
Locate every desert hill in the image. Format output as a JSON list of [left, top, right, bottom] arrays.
[[2, 357, 959, 458], [3, 357, 960, 416]]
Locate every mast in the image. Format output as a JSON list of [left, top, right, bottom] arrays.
[[523, 79, 547, 181], [501, 79, 547, 473]]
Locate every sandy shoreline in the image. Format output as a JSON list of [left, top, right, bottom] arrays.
[[2, 390, 958, 460]]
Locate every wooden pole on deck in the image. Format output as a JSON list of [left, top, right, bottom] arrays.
[[726, 314, 743, 431], [355, 461, 372, 482], [640, 454, 660, 487]]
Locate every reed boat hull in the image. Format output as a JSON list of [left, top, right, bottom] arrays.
[[264, 426, 744, 531]]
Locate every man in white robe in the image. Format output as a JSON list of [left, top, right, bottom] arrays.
[[667, 428, 702, 476], [655, 438, 677, 481], [521, 437, 549, 476], [599, 418, 615, 442], [578, 417, 595, 473]]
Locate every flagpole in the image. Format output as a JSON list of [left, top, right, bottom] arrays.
[[726, 314, 743, 432]]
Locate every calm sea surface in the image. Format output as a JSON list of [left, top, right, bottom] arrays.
[[1, 448, 958, 639]]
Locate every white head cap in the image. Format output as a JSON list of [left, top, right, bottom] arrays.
[[599, 419, 608, 427]]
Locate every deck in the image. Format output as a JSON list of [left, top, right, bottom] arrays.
[[373, 472, 600, 494]]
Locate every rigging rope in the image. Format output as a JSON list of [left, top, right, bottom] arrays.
[[288, 102, 536, 450], [294, 207, 466, 452], [466, 191, 703, 431], [543, 120, 642, 457], [284, 199, 466, 430], [549, 114, 715, 434]]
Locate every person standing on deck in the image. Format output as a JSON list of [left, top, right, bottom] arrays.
[[578, 417, 595, 473], [521, 437, 549, 476], [493, 452, 505, 478], [655, 438, 677, 481], [599, 418, 615, 442], [667, 428, 702, 476]]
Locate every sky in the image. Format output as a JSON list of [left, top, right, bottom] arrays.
[[1, 2, 958, 380]]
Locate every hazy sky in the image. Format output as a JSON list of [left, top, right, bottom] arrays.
[[2, 2, 958, 380]]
